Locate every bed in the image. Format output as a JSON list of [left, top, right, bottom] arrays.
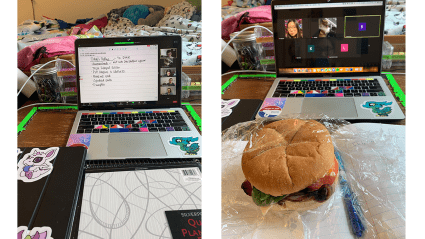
[[18, 1, 202, 73]]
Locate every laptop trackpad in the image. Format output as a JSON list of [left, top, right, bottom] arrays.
[[107, 134, 167, 158], [301, 98, 358, 118]]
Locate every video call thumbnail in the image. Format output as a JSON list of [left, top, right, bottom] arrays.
[[314, 18, 337, 38], [160, 68, 176, 77], [160, 48, 177, 58], [160, 58, 176, 68], [161, 77, 176, 86], [285, 19, 303, 39], [345, 15, 381, 38], [160, 86, 176, 96]]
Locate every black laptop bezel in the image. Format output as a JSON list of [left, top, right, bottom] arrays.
[[271, 0, 386, 78], [75, 36, 182, 111]]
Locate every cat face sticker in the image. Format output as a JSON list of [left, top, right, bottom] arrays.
[[17, 147, 59, 183]]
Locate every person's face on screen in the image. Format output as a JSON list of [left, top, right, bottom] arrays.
[[169, 79, 173, 84], [167, 51, 172, 57], [288, 21, 298, 38], [167, 88, 171, 93], [166, 71, 171, 76]]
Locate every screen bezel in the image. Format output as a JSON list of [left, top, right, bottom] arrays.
[[271, 0, 386, 78], [75, 36, 182, 111]]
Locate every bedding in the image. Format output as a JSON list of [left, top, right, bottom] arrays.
[[103, 15, 201, 66], [18, 2, 202, 69]]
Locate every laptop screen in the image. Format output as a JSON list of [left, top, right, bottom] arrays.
[[272, 0, 385, 78], [75, 36, 181, 110]]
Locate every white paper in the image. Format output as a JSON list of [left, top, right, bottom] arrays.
[[304, 123, 406, 239], [78, 167, 201, 238]]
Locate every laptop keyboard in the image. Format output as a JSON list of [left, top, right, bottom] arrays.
[[76, 110, 191, 134], [273, 78, 386, 98]]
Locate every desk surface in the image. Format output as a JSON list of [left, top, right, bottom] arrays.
[[17, 97, 201, 148], [222, 69, 405, 125]]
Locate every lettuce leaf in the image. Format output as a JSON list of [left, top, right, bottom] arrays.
[[252, 187, 286, 206]]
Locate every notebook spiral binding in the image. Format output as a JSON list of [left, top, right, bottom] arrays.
[[84, 158, 201, 170]]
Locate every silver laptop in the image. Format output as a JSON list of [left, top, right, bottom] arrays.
[[67, 36, 201, 160], [256, 0, 404, 120]]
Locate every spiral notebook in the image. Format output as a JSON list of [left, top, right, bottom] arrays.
[[69, 158, 202, 239]]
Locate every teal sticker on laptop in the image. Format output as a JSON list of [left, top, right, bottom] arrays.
[[361, 101, 393, 117]]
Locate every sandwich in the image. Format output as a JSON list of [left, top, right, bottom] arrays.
[[241, 119, 338, 212]]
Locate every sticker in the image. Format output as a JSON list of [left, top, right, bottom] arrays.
[[169, 137, 200, 156], [259, 105, 281, 117], [361, 101, 393, 117], [17, 147, 59, 183], [221, 99, 240, 118], [258, 98, 286, 117], [179, 167, 202, 182], [66, 134, 91, 149], [18, 226, 53, 239]]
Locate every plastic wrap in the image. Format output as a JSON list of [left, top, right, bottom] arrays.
[[222, 115, 405, 238]]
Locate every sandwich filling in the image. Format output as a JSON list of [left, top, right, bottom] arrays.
[[242, 157, 339, 206]]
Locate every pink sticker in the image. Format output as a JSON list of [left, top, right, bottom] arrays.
[[140, 128, 149, 132], [258, 98, 287, 118], [67, 134, 91, 149], [17, 226, 53, 239]]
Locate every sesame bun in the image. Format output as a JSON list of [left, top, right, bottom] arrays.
[[242, 119, 335, 197]]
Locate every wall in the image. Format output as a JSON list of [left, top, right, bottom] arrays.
[[17, 0, 200, 25]]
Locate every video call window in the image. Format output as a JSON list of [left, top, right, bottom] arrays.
[[345, 15, 381, 38], [285, 19, 303, 39], [273, 1, 384, 75], [161, 77, 176, 86], [160, 86, 176, 96]]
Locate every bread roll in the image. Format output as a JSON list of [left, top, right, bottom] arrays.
[[242, 119, 335, 196]]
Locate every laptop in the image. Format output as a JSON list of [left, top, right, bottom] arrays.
[[257, 0, 404, 120], [68, 36, 202, 160]]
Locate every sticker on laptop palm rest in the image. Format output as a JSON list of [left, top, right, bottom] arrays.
[[169, 137, 200, 156], [258, 98, 287, 117], [67, 134, 91, 149], [361, 101, 393, 117]]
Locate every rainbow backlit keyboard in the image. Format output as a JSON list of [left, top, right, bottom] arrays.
[[76, 110, 190, 133], [273, 78, 386, 98]]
